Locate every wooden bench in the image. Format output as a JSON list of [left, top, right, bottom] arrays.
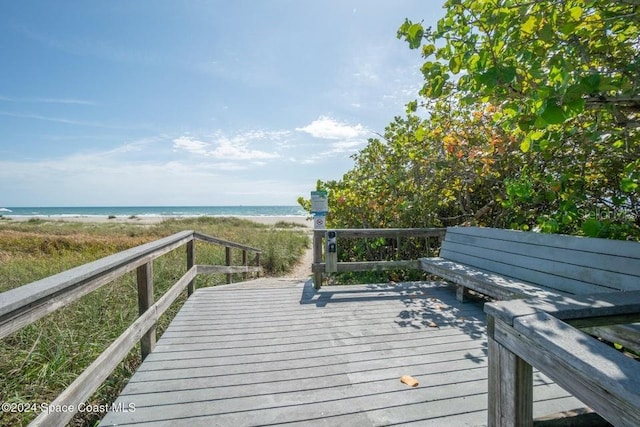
[[419, 226, 640, 425], [419, 226, 640, 302]]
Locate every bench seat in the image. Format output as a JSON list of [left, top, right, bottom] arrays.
[[420, 226, 640, 302], [419, 257, 569, 301], [420, 226, 640, 353]]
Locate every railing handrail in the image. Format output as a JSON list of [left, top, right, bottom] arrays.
[[0, 230, 262, 340], [312, 227, 446, 238], [312, 227, 446, 288], [0, 230, 261, 426], [0, 230, 197, 314], [194, 231, 261, 252]]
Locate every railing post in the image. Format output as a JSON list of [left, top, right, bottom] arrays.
[[313, 230, 323, 289], [136, 262, 156, 360], [187, 240, 195, 296], [242, 249, 248, 281], [255, 252, 261, 278], [225, 246, 232, 284], [487, 315, 533, 427]]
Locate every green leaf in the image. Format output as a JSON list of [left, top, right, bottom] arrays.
[[621, 178, 638, 193], [421, 43, 436, 57], [397, 19, 424, 49], [429, 76, 446, 98], [521, 15, 537, 35], [529, 130, 546, 141], [407, 23, 424, 49], [559, 21, 578, 35], [498, 66, 516, 83], [569, 6, 583, 21], [449, 56, 462, 74], [539, 23, 554, 42], [582, 219, 603, 237], [477, 67, 498, 87], [563, 83, 586, 102], [581, 74, 601, 92], [564, 98, 585, 117], [540, 103, 567, 125]]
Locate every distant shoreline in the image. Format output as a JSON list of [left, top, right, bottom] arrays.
[[1, 214, 312, 228]]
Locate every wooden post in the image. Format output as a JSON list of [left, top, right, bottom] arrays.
[[325, 230, 338, 273], [242, 249, 248, 281], [313, 231, 323, 289], [186, 240, 195, 296], [136, 262, 156, 360], [487, 316, 533, 427], [225, 246, 232, 284], [255, 252, 261, 278], [456, 284, 471, 302]]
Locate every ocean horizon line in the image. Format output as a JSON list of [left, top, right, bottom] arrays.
[[0, 205, 307, 218]]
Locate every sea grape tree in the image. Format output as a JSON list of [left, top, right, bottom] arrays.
[[397, 0, 639, 237]]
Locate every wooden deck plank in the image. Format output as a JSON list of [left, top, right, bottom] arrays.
[[100, 278, 585, 426]]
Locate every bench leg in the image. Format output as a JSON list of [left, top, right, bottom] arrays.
[[456, 285, 470, 302]]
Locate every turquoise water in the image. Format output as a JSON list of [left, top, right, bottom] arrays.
[[0, 206, 306, 218]]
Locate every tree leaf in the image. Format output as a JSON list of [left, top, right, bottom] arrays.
[[621, 178, 638, 193], [407, 23, 424, 49], [521, 15, 537, 34], [582, 219, 603, 237], [449, 56, 462, 74], [540, 103, 567, 124]]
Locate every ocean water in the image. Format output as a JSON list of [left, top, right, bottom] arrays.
[[0, 206, 306, 218]]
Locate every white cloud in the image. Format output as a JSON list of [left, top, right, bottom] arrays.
[[296, 116, 367, 140], [173, 136, 209, 155], [209, 138, 279, 160], [172, 130, 286, 161], [295, 116, 369, 163]]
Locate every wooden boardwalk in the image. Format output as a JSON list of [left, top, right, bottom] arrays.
[[100, 278, 584, 426]]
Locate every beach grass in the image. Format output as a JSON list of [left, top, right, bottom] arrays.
[[0, 217, 309, 426]]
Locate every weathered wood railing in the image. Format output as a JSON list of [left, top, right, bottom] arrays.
[[312, 228, 446, 288], [485, 292, 640, 426], [0, 230, 261, 427]]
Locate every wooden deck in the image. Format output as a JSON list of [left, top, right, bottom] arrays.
[[99, 278, 585, 426]]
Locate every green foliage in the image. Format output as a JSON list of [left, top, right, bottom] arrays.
[[300, 101, 523, 230], [394, 0, 639, 239]]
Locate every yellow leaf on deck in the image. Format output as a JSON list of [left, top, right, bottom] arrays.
[[400, 375, 419, 387]]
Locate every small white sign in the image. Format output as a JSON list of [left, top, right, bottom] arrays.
[[314, 215, 326, 230], [310, 190, 328, 214]]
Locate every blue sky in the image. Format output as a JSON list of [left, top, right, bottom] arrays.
[[0, 1, 445, 207]]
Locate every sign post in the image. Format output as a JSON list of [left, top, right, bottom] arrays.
[[310, 190, 328, 230], [310, 190, 329, 288]]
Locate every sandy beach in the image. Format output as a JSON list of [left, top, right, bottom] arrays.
[[3, 215, 313, 228]]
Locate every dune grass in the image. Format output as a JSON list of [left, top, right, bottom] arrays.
[[0, 217, 309, 426]]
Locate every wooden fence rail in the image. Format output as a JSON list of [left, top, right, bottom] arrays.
[[312, 228, 446, 288], [0, 230, 261, 427]]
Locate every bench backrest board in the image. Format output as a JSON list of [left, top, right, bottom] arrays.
[[440, 227, 640, 295]]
